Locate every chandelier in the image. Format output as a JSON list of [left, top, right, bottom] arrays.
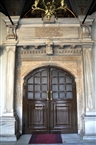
[[31, 0, 76, 21]]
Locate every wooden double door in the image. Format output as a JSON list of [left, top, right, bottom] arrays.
[[23, 66, 77, 134]]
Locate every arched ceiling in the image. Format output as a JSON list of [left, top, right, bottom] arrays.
[[0, 0, 96, 23]]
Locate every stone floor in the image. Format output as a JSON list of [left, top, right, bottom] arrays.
[[0, 134, 96, 145]]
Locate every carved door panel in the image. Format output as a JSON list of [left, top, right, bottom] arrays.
[[23, 66, 77, 134]]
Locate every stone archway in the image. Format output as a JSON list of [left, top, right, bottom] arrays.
[[15, 57, 83, 135]]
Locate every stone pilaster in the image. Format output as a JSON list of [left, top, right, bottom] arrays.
[[83, 48, 94, 111], [92, 42, 96, 109], [0, 40, 20, 141], [0, 16, 20, 141], [82, 47, 96, 141], [3, 45, 16, 116], [92, 18, 96, 109]]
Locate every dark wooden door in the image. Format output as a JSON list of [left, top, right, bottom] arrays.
[[23, 66, 77, 134]]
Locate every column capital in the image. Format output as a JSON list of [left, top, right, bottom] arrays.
[[82, 43, 93, 49], [81, 25, 91, 39], [83, 47, 92, 51], [3, 16, 19, 41], [6, 25, 17, 40], [6, 46, 16, 53], [4, 40, 18, 53]]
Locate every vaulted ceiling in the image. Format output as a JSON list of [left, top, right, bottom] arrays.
[[0, 0, 96, 22]]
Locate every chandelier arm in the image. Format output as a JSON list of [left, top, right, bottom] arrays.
[[61, 0, 65, 7], [41, 1, 47, 9], [33, 0, 40, 8], [32, 7, 45, 12], [66, 7, 76, 18]]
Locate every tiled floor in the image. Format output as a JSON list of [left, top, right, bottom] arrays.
[[0, 134, 96, 145]]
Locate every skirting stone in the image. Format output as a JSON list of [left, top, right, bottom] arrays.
[[83, 113, 96, 141], [0, 115, 20, 141], [83, 135, 96, 141], [0, 132, 21, 141]]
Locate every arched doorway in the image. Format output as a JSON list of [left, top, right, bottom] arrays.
[[23, 66, 77, 134]]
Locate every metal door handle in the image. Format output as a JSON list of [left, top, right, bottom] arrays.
[[46, 91, 49, 100], [50, 91, 52, 100]]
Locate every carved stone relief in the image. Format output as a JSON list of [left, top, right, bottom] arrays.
[[17, 27, 79, 40], [82, 26, 91, 39], [6, 25, 17, 39], [45, 40, 53, 55], [35, 27, 79, 38], [35, 27, 63, 37]]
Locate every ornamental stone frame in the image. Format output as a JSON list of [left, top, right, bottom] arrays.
[[0, 16, 96, 141], [16, 57, 83, 132]]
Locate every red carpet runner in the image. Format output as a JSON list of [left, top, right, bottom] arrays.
[[29, 134, 62, 144]]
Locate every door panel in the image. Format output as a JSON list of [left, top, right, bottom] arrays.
[[24, 101, 49, 133], [27, 68, 49, 100], [23, 66, 77, 134], [50, 101, 76, 133], [50, 68, 73, 100]]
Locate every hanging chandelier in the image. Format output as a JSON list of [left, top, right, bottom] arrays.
[[31, 0, 76, 21]]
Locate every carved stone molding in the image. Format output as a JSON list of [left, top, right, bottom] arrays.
[[19, 56, 81, 62], [70, 44, 76, 49], [17, 45, 82, 59], [23, 45, 29, 49], [34, 45, 39, 49], [58, 45, 64, 49]]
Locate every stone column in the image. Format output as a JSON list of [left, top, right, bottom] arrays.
[[82, 46, 96, 140]]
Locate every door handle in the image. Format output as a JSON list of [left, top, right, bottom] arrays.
[[50, 91, 52, 100], [46, 91, 49, 100]]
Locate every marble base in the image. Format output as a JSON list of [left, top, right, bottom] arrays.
[[83, 111, 96, 141], [0, 115, 20, 141], [0, 133, 20, 141]]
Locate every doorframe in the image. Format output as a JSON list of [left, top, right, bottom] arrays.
[[22, 65, 78, 134]]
